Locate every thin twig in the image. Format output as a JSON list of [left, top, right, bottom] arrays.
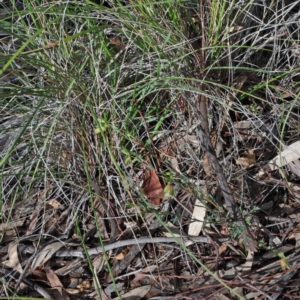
[[56, 236, 211, 258]]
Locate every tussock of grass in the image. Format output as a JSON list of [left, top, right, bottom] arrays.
[[1, 0, 300, 298]]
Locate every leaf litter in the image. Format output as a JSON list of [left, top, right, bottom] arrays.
[[1, 0, 300, 299]]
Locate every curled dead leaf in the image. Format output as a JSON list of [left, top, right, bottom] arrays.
[[142, 170, 163, 205]]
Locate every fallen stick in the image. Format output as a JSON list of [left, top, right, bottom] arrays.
[[56, 236, 211, 258]]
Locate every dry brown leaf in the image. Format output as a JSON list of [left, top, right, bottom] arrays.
[[112, 285, 151, 300], [218, 243, 227, 255], [27, 205, 39, 234], [46, 267, 63, 288], [45, 266, 63, 296], [93, 254, 106, 274], [109, 36, 125, 51], [115, 247, 130, 260], [142, 169, 163, 205], [236, 150, 256, 167], [203, 154, 212, 177], [169, 156, 181, 173], [1, 260, 13, 268], [188, 198, 206, 236], [31, 242, 63, 271], [257, 141, 300, 177], [8, 243, 23, 273]]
